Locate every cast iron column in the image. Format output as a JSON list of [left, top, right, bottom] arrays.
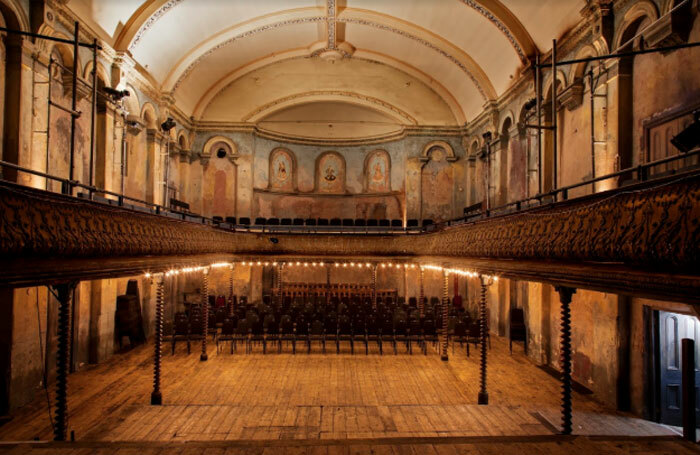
[[372, 264, 377, 310], [52, 282, 76, 441], [556, 286, 576, 434], [441, 269, 449, 361], [151, 274, 165, 405], [478, 275, 494, 405], [200, 268, 209, 361], [228, 264, 235, 317], [419, 267, 425, 318], [278, 262, 284, 305]]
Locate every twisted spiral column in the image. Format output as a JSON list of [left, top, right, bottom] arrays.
[[441, 269, 449, 361], [372, 265, 377, 310], [53, 282, 75, 441], [556, 286, 576, 435], [419, 267, 425, 318], [151, 274, 165, 405], [278, 262, 284, 305], [478, 275, 492, 405], [228, 265, 235, 317], [200, 268, 209, 361]]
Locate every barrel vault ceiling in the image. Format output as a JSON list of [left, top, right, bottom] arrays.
[[67, 0, 585, 138]]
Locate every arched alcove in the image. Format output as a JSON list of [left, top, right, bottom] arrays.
[[363, 150, 391, 193], [268, 147, 297, 192], [314, 151, 346, 194]]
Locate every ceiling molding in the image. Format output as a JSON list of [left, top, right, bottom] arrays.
[[192, 51, 466, 125], [164, 7, 497, 104], [458, 0, 537, 61], [243, 90, 418, 125]]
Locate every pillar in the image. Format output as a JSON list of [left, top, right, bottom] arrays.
[[555, 286, 575, 434], [52, 282, 77, 441], [419, 267, 425, 318], [478, 275, 494, 405], [372, 264, 377, 310], [326, 264, 331, 307], [151, 274, 164, 405], [441, 270, 449, 361], [278, 262, 284, 304], [228, 264, 235, 316], [200, 268, 209, 361]]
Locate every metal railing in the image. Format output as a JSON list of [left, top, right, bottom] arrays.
[[451, 147, 700, 227]]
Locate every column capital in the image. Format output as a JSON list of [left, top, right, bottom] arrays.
[[555, 286, 576, 304]]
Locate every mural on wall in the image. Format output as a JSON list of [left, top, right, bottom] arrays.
[[364, 150, 391, 193], [421, 145, 454, 222], [315, 151, 346, 194], [268, 148, 296, 191]]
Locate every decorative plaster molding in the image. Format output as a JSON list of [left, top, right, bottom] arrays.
[[129, 0, 186, 51], [458, 0, 527, 62], [126, 115, 145, 136], [559, 80, 585, 111], [242, 90, 417, 125], [173, 17, 327, 91], [339, 17, 489, 101]]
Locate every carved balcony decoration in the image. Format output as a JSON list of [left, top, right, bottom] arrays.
[[559, 79, 585, 111], [0, 171, 699, 301]]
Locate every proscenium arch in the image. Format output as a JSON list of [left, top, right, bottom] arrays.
[[245, 92, 418, 125], [192, 50, 466, 124]]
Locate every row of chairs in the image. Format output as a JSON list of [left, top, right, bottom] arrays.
[[211, 216, 435, 228], [169, 294, 493, 356]]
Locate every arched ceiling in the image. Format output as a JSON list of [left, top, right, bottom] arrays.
[[68, 0, 586, 126]]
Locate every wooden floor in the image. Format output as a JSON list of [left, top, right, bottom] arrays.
[[0, 335, 692, 454]]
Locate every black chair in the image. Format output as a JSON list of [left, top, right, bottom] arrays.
[[391, 219, 402, 228], [279, 315, 296, 354], [342, 218, 354, 227], [217, 318, 236, 354], [422, 219, 434, 227], [367, 219, 379, 227], [213, 216, 223, 223], [281, 218, 292, 225], [293, 218, 305, 226], [305, 218, 317, 226], [171, 314, 190, 354], [225, 216, 237, 225], [465, 322, 480, 357], [379, 219, 391, 227], [422, 318, 438, 355], [267, 218, 280, 225], [254, 217, 267, 225], [406, 219, 419, 228], [238, 217, 251, 225], [232, 319, 250, 354], [354, 219, 366, 227], [509, 308, 527, 354], [330, 218, 342, 226], [379, 317, 395, 355], [452, 319, 468, 355], [407, 318, 423, 355], [317, 218, 330, 226], [337, 314, 353, 354], [309, 320, 326, 353]]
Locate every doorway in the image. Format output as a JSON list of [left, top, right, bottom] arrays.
[[654, 310, 700, 426]]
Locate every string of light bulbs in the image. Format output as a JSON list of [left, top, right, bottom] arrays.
[[144, 260, 496, 280]]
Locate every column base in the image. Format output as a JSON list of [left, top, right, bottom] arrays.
[[478, 392, 489, 405], [200, 353, 208, 361], [441, 354, 449, 361], [150, 392, 162, 405]]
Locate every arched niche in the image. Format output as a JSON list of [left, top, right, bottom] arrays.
[[363, 150, 391, 193], [420, 143, 455, 222], [268, 147, 297, 192], [202, 135, 238, 165], [201, 136, 239, 218], [420, 140, 456, 162], [314, 151, 346, 194], [141, 102, 158, 130]]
